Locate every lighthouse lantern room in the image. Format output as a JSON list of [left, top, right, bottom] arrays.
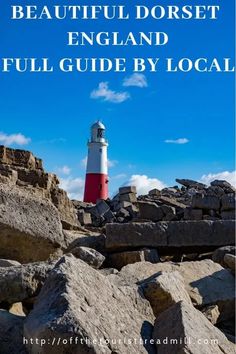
[[83, 121, 109, 203]]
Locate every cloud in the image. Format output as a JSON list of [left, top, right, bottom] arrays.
[[164, 138, 189, 145], [123, 74, 148, 88], [59, 177, 84, 200], [126, 174, 166, 195], [200, 171, 236, 187], [81, 156, 118, 169], [81, 157, 88, 168], [90, 82, 130, 103], [111, 173, 127, 180], [0, 132, 31, 146], [57, 165, 71, 175]]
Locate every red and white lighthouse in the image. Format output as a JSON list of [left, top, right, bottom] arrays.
[[83, 121, 109, 203]]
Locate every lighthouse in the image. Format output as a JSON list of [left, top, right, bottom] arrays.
[[83, 121, 109, 203]]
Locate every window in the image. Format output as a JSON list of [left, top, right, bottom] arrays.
[[97, 129, 103, 138]]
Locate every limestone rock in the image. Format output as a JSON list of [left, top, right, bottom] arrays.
[[140, 271, 192, 317], [24, 255, 155, 354], [0, 261, 54, 304], [108, 249, 160, 270], [212, 246, 236, 267], [221, 193, 236, 211], [119, 186, 137, 195], [221, 210, 235, 220], [201, 305, 220, 325], [176, 178, 206, 189], [0, 310, 27, 354], [0, 183, 64, 263], [152, 301, 235, 354], [0, 259, 21, 267], [184, 207, 203, 220], [69, 246, 105, 269], [64, 230, 106, 254], [224, 254, 236, 273], [211, 180, 236, 194], [192, 194, 220, 210], [138, 201, 164, 221], [0, 145, 43, 170]]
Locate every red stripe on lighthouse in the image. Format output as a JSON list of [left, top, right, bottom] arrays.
[[84, 173, 108, 203]]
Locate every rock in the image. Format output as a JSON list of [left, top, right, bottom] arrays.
[[119, 186, 137, 195], [108, 249, 160, 270], [9, 302, 26, 317], [176, 178, 206, 189], [159, 195, 187, 209], [201, 305, 220, 325], [152, 301, 235, 354], [212, 246, 236, 267], [138, 201, 164, 221], [69, 246, 105, 269], [113, 259, 235, 323], [0, 145, 43, 170], [211, 180, 236, 193], [77, 209, 92, 225], [0, 310, 27, 354], [221, 210, 235, 220], [192, 193, 220, 210], [64, 231, 106, 254], [148, 188, 160, 196], [184, 207, 203, 220], [105, 220, 235, 252], [140, 271, 192, 317], [0, 183, 64, 263], [161, 205, 176, 216], [104, 209, 116, 223], [224, 254, 236, 273], [119, 192, 137, 203], [221, 193, 236, 211], [0, 259, 21, 267], [0, 261, 54, 304], [24, 255, 155, 354]]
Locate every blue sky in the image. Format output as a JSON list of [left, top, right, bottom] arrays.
[[0, 0, 235, 199]]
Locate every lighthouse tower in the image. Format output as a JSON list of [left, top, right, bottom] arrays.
[[83, 121, 109, 203]]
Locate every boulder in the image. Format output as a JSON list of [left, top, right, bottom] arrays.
[[201, 305, 220, 325], [212, 246, 236, 267], [24, 255, 155, 354], [0, 184, 64, 263], [77, 210, 92, 225], [112, 259, 235, 323], [69, 246, 105, 269], [176, 178, 206, 189], [211, 180, 236, 194], [0, 259, 21, 267], [184, 207, 203, 220], [0, 261, 54, 304], [192, 194, 220, 210], [108, 249, 160, 270], [148, 188, 160, 196], [119, 192, 137, 203], [224, 254, 236, 273], [221, 194, 236, 211], [105, 220, 235, 252], [64, 231, 106, 254], [119, 186, 137, 195], [152, 301, 235, 354], [0, 145, 43, 170], [138, 201, 164, 221], [221, 210, 235, 220], [0, 310, 27, 354], [140, 271, 192, 317]]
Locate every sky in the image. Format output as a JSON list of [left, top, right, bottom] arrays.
[[0, 0, 235, 200]]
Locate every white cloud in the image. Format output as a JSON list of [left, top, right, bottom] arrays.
[[59, 177, 84, 200], [200, 171, 236, 187], [81, 156, 118, 169], [81, 157, 87, 168], [0, 132, 31, 146], [111, 173, 127, 180], [164, 138, 189, 145], [126, 174, 166, 195], [57, 165, 71, 175], [123, 73, 148, 88], [90, 82, 130, 103]]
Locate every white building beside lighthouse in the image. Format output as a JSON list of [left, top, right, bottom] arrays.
[[84, 121, 109, 203]]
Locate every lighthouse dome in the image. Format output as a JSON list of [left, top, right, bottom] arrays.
[[91, 121, 106, 142]]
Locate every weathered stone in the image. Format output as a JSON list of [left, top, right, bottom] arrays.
[[0, 310, 27, 354], [192, 193, 220, 210], [0, 184, 65, 263], [119, 192, 137, 203], [140, 271, 192, 317], [117, 207, 130, 218], [152, 301, 235, 354], [108, 249, 160, 270], [78, 210, 92, 225], [159, 195, 187, 209], [64, 231, 106, 254], [224, 254, 236, 273], [0, 145, 43, 170], [148, 188, 160, 196], [9, 302, 26, 317], [212, 246, 236, 267], [138, 201, 164, 221], [161, 205, 176, 215], [184, 207, 203, 220], [0, 261, 54, 305], [201, 305, 220, 325], [113, 259, 235, 323], [105, 220, 235, 251], [104, 209, 116, 222], [221, 193, 236, 211], [24, 255, 155, 354], [119, 186, 137, 195], [89, 199, 110, 218], [0, 259, 21, 267], [207, 185, 225, 197], [176, 178, 206, 189], [221, 210, 235, 220], [69, 246, 105, 269], [211, 180, 236, 193]]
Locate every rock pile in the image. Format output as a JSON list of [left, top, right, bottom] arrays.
[[0, 146, 235, 354]]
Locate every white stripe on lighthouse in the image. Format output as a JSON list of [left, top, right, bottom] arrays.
[[86, 142, 108, 175]]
